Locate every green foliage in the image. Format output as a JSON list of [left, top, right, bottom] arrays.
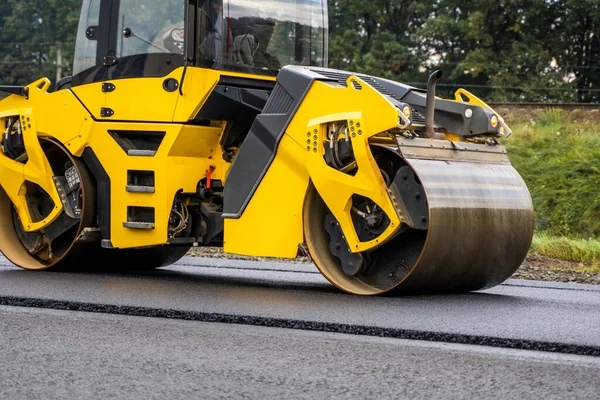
[[328, 0, 600, 102], [530, 233, 600, 264], [535, 108, 568, 126], [0, 1, 598, 102], [0, 0, 81, 87], [504, 121, 600, 238], [513, 118, 600, 262], [359, 31, 408, 80]]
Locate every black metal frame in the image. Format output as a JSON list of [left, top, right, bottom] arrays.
[[70, 0, 285, 88], [0, 86, 28, 98], [72, 0, 191, 87]]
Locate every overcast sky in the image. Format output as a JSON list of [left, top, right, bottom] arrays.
[[225, 0, 326, 28]]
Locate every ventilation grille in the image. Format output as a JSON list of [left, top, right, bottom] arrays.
[[308, 68, 405, 101], [108, 130, 165, 156], [308, 68, 428, 125], [411, 110, 426, 125], [263, 84, 294, 114], [126, 170, 155, 193], [309, 69, 352, 87], [358, 76, 398, 100]]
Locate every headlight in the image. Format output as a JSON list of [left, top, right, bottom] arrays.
[[397, 103, 412, 128], [490, 115, 499, 128]]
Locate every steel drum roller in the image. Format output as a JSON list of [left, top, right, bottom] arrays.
[[305, 139, 534, 296]]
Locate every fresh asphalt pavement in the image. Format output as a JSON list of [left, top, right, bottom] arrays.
[[1, 254, 600, 398], [2, 305, 600, 400], [1, 255, 599, 350]]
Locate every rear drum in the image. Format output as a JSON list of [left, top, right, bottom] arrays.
[[0, 137, 189, 271]]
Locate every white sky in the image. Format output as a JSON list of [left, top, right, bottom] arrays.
[[225, 0, 327, 28]]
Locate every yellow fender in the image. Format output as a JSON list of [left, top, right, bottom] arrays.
[[454, 88, 512, 137], [224, 73, 404, 257], [0, 79, 64, 232], [302, 76, 402, 253]]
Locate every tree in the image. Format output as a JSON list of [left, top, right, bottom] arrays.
[[328, 0, 435, 84], [327, 0, 600, 102], [0, 1, 598, 102], [552, 0, 600, 102], [0, 0, 81, 87]]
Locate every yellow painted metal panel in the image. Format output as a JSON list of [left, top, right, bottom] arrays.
[[172, 68, 275, 123], [0, 109, 63, 232], [0, 78, 92, 146], [224, 134, 309, 258], [71, 81, 106, 120], [172, 68, 221, 122], [72, 67, 275, 123], [85, 121, 226, 248], [168, 124, 223, 158], [0, 78, 93, 231], [224, 75, 403, 257], [287, 76, 402, 253], [104, 74, 180, 122]]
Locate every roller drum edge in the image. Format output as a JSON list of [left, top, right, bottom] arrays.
[[390, 156, 534, 294], [304, 141, 534, 296]]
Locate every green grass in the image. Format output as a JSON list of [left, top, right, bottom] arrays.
[[496, 109, 600, 265], [530, 233, 600, 266], [501, 114, 600, 239], [536, 108, 569, 125]]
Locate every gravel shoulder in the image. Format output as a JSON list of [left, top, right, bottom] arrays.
[[187, 248, 600, 286], [514, 254, 600, 285]]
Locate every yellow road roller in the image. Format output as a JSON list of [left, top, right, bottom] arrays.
[[0, 0, 534, 295]]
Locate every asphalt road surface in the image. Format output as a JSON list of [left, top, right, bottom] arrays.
[[1, 254, 600, 399]]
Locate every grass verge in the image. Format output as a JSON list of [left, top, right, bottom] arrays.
[[499, 109, 600, 270], [529, 233, 600, 272], [502, 117, 600, 238]]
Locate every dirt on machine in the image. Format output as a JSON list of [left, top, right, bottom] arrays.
[[0, 0, 534, 295]]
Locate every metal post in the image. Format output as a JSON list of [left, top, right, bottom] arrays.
[[56, 47, 63, 83]]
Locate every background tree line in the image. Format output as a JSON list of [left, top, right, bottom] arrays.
[[0, 0, 598, 102]]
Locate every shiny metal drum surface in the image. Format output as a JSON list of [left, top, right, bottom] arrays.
[[393, 156, 534, 294], [304, 139, 534, 296]]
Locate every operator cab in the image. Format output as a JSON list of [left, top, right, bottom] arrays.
[[71, 0, 329, 87]]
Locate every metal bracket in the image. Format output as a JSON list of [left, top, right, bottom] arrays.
[[52, 176, 77, 218], [0, 85, 29, 99], [126, 185, 155, 193], [76, 227, 102, 243], [324, 213, 365, 276], [388, 166, 428, 230], [86, 26, 98, 40], [127, 149, 156, 157], [394, 136, 510, 164], [398, 108, 411, 129], [100, 108, 114, 118], [102, 56, 118, 66], [102, 82, 116, 92], [123, 221, 155, 230]]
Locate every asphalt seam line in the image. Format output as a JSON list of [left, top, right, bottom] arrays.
[[1, 296, 598, 357]]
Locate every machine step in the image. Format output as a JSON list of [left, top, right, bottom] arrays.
[[127, 149, 156, 157], [75, 227, 102, 243], [123, 222, 155, 230], [126, 185, 155, 193]]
